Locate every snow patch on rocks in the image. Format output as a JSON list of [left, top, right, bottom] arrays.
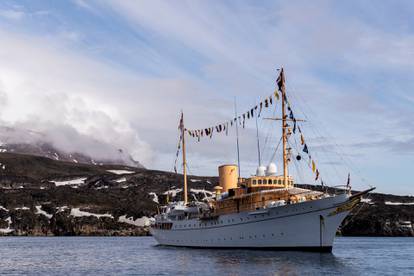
[[118, 215, 150, 227], [114, 177, 127, 183], [385, 201, 414, 206], [0, 217, 13, 234], [56, 206, 68, 213], [70, 208, 113, 219], [35, 206, 53, 219], [164, 188, 182, 198], [51, 177, 87, 187], [149, 192, 159, 203], [15, 206, 30, 210], [96, 185, 109, 190], [107, 170, 135, 175]]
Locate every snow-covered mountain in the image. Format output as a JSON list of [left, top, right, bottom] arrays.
[[0, 126, 144, 168]]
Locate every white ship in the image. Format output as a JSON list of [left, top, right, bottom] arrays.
[[151, 68, 374, 252]]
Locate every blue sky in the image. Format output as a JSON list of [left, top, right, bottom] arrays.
[[0, 0, 413, 195]]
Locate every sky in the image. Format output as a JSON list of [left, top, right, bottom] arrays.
[[0, 0, 413, 195]]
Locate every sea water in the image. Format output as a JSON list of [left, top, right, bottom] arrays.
[[0, 237, 413, 275]]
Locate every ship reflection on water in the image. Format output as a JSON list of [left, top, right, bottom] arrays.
[[157, 245, 354, 275]]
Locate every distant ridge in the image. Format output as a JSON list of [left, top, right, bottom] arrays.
[[0, 126, 144, 168], [0, 142, 144, 168]]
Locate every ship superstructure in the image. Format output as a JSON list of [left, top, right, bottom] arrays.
[[150, 68, 374, 251]]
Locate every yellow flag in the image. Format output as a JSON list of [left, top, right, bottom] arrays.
[[312, 160, 316, 173], [274, 90, 280, 100]]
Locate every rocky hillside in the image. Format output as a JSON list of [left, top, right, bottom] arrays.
[[0, 152, 413, 236], [0, 152, 213, 236]]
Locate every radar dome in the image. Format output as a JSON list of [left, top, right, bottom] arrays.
[[266, 163, 277, 176], [256, 166, 267, 176]]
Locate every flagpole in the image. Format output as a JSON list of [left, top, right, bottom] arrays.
[[180, 111, 188, 205]]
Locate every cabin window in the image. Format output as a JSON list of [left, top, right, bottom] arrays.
[[263, 179, 267, 184], [278, 180, 282, 184], [273, 180, 277, 184], [252, 180, 257, 185], [258, 180, 262, 185]]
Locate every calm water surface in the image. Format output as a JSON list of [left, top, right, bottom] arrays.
[[0, 237, 413, 275]]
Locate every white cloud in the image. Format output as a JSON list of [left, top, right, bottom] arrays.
[[0, 9, 25, 21]]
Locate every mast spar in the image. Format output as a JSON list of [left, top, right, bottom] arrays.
[[180, 111, 188, 204], [280, 68, 289, 180]]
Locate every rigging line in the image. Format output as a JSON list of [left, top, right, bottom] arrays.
[[287, 83, 369, 186], [261, 102, 278, 163], [285, 95, 342, 184], [288, 139, 310, 179], [286, 89, 341, 178], [269, 136, 283, 164], [288, 138, 335, 186], [234, 97, 241, 177], [296, 124, 342, 185], [286, 86, 345, 187], [307, 120, 361, 184], [290, 144, 306, 184], [286, 87, 350, 184]]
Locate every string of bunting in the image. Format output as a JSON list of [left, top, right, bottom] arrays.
[[182, 68, 323, 185], [185, 91, 280, 142]]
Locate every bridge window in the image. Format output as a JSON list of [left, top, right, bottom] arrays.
[[263, 179, 267, 184], [258, 180, 262, 184], [252, 180, 257, 185]]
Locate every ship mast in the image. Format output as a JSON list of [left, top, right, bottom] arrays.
[[179, 111, 188, 204], [280, 68, 289, 180]]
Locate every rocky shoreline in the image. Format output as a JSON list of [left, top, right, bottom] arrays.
[[0, 153, 413, 237]]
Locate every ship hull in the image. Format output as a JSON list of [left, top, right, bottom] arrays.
[[151, 194, 352, 252]]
